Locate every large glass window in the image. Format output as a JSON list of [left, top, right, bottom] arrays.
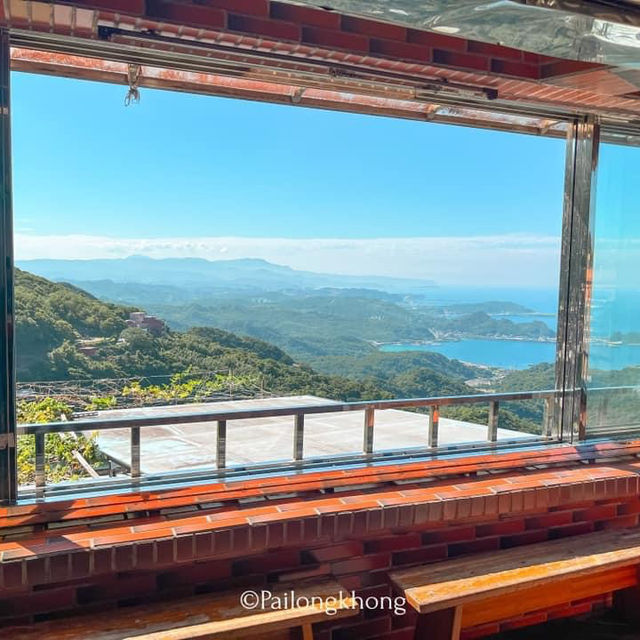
[[11, 71, 566, 495], [586, 141, 640, 435]]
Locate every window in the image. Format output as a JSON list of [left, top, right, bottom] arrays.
[[586, 140, 640, 436], [1, 49, 635, 502]]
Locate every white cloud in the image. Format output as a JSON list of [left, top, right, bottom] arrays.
[[15, 233, 562, 287]]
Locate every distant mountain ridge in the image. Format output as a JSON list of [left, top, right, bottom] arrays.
[[18, 256, 436, 294]]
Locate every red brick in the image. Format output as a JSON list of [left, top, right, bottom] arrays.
[[309, 542, 363, 562], [501, 529, 549, 549], [331, 553, 389, 575], [365, 533, 422, 553], [77, 574, 156, 605], [573, 503, 618, 522], [476, 519, 524, 537], [525, 511, 572, 530], [277, 563, 331, 582], [114, 544, 135, 571], [134, 542, 156, 570], [369, 39, 429, 62], [24, 557, 47, 586], [407, 29, 467, 51], [468, 40, 523, 61], [547, 601, 593, 620], [270, 2, 339, 29], [618, 499, 640, 515], [70, 552, 91, 581], [90, 543, 113, 576], [491, 59, 540, 79], [432, 49, 489, 71], [461, 623, 501, 640], [422, 526, 475, 544], [342, 15, 406, 41], [522, 52, 541, 64], [392, 544, 447, 567], [549, 521, 594, 539], [234, 549, 300, 575], [73, 0, 145, 12], [449, 536, 499, 558], [146, 1, 226, 29], [302, 26, 369, 52], [596, 514, 638, 530], [0, 587, 75, 617], [154, 539, 175, 566], [228, 14, 300, 41], [157, 559, 231, 588], [213, 529, 233, 555], [206, 0, 269, 17], [0, 562, 23, 590]]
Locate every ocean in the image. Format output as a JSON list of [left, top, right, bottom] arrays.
[[379, 340, 640, 371], [381, 286, 640, 370]]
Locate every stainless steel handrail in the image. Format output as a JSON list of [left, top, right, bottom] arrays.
[[19, 388, 564, 497]]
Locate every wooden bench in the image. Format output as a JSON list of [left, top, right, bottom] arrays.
[[390, 528, 640, 639], [5, 580, 358, 640]]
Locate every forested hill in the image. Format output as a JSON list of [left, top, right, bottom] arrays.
[[14, 269, 453, 402]]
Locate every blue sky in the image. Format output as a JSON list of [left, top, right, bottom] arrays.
[[10, 71, 569, 285]]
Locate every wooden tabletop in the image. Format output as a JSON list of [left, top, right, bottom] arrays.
[[6, 580, 358, 639], [391, 528, 640, 614]]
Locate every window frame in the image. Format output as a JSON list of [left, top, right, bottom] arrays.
[[1, 27, 638, 504]]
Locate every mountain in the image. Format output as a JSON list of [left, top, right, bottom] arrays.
[[18, 256, 436, 295]]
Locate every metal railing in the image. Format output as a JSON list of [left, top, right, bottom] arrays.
[[18, 389, 560, 498]]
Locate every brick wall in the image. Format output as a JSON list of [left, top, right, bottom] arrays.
[[7, 0, 575, 79], [3, 454, 640, 638]]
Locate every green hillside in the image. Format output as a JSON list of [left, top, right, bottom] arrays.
[[15, 269, 386, 401]]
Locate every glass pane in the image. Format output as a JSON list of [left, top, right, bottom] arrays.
[[12, 70, 565, 494], [586, 141, 640, 434]]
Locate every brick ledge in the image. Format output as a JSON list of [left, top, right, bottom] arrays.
[[4, 438, 639, 530], [2, 456, 640, 591]]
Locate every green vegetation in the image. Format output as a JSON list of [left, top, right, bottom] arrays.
[[17, 398, 106, 485], [16, 269, 135, 380]]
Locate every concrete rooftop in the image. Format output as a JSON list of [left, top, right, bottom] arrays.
[[94, 396, 531, 474]]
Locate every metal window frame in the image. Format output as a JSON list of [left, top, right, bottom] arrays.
[[0, 28, 16, 504], [0, 27, 633, 503], [555, 118, 600, 443]]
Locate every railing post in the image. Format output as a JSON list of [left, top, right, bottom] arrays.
[[596, 395, 609, 429], [293, 413, 304, 461], [428, 405, 439, 448], [543, 396, 555, 437], [363, 407, 374, 455], [488, 401, 499, 442], [35, 432, 45, 498], [130, 427, 141, 478], [216, 420, 227, 469]]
